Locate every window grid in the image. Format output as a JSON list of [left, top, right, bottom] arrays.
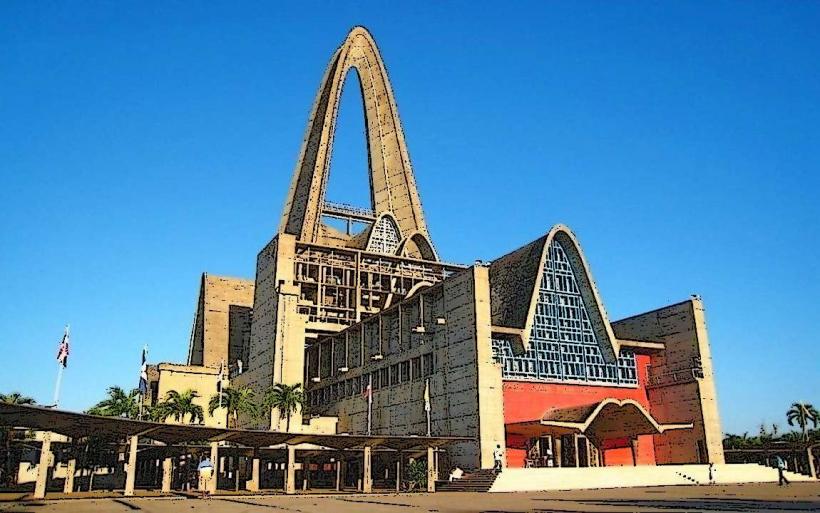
[[366, 216, 401, 255], [491, 240, 638, 387]]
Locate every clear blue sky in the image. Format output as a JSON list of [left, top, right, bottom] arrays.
[[1, 2, 818, 436]]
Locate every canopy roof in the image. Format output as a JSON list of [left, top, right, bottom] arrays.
[[0, 403, 470, 452], [506, 399, 692, 442]]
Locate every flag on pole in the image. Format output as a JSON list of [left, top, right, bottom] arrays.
[[56, 326, 70, 368], [423, 379, 431, 412], [361, 375, 372, 401], [138, 346, 148, 395], [362, 374, 373, 436], [424, 378, 431, 436], [216, 359, 225, 392]]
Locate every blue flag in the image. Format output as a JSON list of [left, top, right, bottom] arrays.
[[138, 346, 148, 395]]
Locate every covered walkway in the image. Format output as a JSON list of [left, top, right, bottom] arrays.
[[505, 399, 692, 468], [0, 403, 469, 499]]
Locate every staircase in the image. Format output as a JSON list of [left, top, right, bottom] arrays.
[[436, 469, 499, 492], [487, 464, 815, 493]]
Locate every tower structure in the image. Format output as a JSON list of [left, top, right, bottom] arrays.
[[234, 27, 461, 430]]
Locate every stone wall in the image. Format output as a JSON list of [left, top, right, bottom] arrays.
[[306, 267, 504, 470], [187, 274, 254, 369], [612, 298, 725, 464]]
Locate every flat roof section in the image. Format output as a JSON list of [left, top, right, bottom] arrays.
[[0, 403, 471, 451]]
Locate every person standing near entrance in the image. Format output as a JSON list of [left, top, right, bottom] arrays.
[[198, 458, 215, 498], [493, 444, 504, 473], [776, 455, 790, 486]]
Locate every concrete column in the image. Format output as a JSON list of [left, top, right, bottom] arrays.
[[208, 442, 219, 494], [335, 460, 342, 491], [362, 446, 372, 493], [395, 458, 401, 492], [573, 434, 580, 468], [285, 445, 296, 494], [426, 447, 436, 492], [161, 457, 173, 493], [247, 453, 260, 492], [124, 435, 139, 497], [807, 447, 817, 479], [302, 456, 311, 490], [630, 438, 639, 466], [554, 437, 562, 468], [33, 432, 53, 499], [63, 458, 76, 494]]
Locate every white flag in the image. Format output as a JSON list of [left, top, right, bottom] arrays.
[[424, 379, 431, 412]]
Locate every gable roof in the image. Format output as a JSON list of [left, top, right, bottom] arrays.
[[488, 224, 620, 360]]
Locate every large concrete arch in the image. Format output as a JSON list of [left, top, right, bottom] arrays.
[[280, 26, 430, 244]]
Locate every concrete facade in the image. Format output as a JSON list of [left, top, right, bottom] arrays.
[[152, 26, 725, 475], [187, 273, 254, 370]]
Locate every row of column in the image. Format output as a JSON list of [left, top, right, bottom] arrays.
[[33, 433, 438, 498]]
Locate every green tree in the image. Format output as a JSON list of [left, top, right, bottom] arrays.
[[159, 390, 204, 424], [787, 402, 819, 442], [404, 459, 427, 491], [87, 387, 140, 419], [0, 393, 36, 406], [208, 386, 259, 428], [0, 392, 36, 486], [145, 402, 170, 422], [264, 383, 304, 432], [781, 431, 803, 443]]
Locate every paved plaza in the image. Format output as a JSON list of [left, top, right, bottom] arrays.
[[1, 483, 819, 513]]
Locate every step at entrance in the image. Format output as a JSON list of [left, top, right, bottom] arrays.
[[436, 469, 499, 492]]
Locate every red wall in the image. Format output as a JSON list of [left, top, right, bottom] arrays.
[[503, 354, 656, 467]]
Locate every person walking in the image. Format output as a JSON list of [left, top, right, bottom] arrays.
[[197, 458, 215, 498], [493, 444, 504, 474], [776, 455, 790, 486]]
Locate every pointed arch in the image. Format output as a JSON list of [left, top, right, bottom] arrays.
[[489, 225, 620, 360], [397, 231, 438, 261], [365, 212, 402, 255], [280, 26, 430, 244]]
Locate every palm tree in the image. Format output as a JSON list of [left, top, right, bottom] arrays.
[[145, 402, 170, 422], [208, 386, 258, 429], [264, 383, 305, 432], [1, 392, 36, 486], [159, 390, 204, 424], [0, 392, 36, 405], [87, 387, 140, 418], [781, 431, 803, 443], [787, 402, 819, 442]]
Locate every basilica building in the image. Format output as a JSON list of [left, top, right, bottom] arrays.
[[148, 26, 724, 473]]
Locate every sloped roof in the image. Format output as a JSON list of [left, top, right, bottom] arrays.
[[506, 399, 692, 441], [488, 225, 620, 359]]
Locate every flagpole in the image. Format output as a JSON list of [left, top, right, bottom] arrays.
[[425, 378, 431, 437], [53, 324, 69, 408], [138, 345, 148, 420], [367, 374, 373, 436], [53, 363, 64, 407], [218, 360, 224, 409]]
